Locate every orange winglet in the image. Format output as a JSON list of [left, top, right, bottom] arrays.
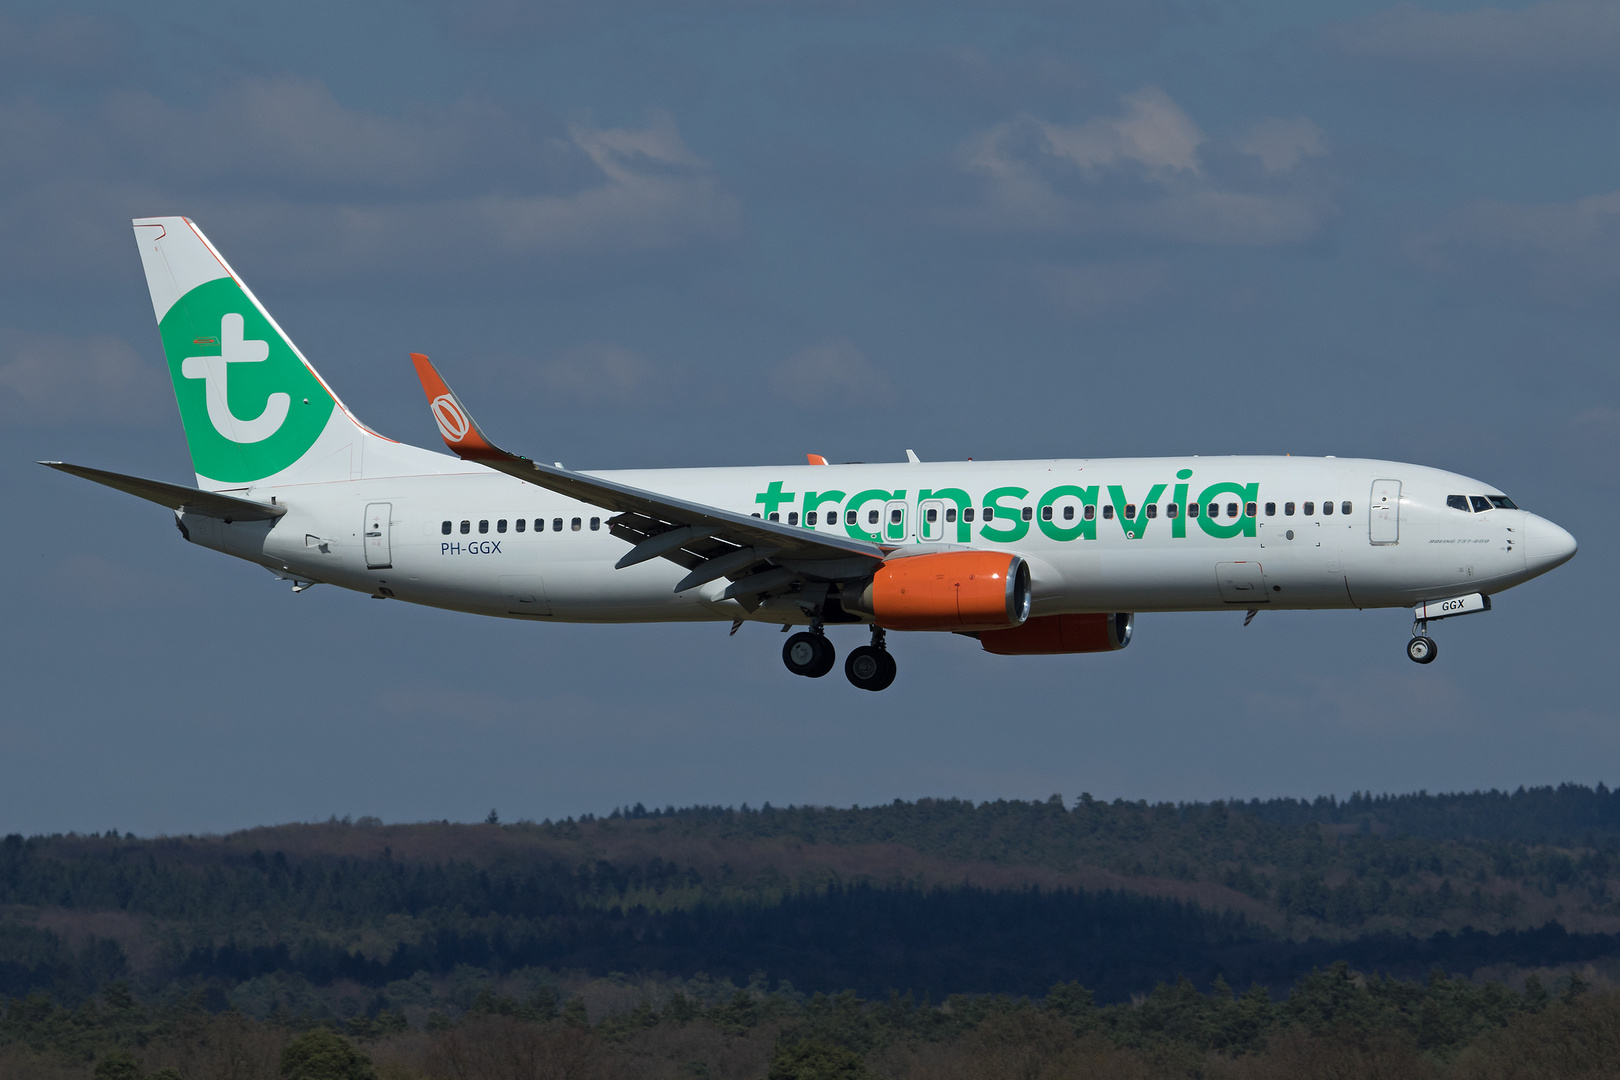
[[806, 453, 828, 466], [409, 353, 504, 462]]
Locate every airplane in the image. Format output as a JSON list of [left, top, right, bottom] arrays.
[[44, 217, 1577, 691]]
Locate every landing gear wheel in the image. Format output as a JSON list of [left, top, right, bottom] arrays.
[[783, 632, 836, 678], [1407, 636, 1438, 664], [845, 645, 897, 691]]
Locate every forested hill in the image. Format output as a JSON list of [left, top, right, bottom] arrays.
[[1214, 784, 1620, 844], [2, 784, 1619, 1011]]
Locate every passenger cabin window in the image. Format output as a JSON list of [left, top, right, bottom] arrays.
[[868, 509, 880, 525], [441, 521, 452, 535], [807, 512, 818, 526], [1021, 506, 1033, 521], [460, 520, 471, 534], [1323, 501, 1333, 516], [1084, 505, 1095, 520], [1284, 502, 1295, 516], [1041, 506, 1053, 521], [1102, 504, 1115, 519], [1208, 503, 1220, 518], [846, 510, 857, 525], [964, 507, 976, 522], [1265, 502, 1276, 516], [1166, 503, 1177, 519], [479, 520, 489, 534], [497, 519, 507, 533], [1489, 495, 1518, 509], [590, 517, 600, 530], [768, 512, 779, 522], [1062, 506, 1075, 521], [515, 519, 525, 532], [534, 519, 544, 532], [891, 509, 903, 524], [1146, 504, 1157, 519], [788, 512, 799, 525], [1245, 502, 1256, 518], [1303, 502, 1315, 516], [1341, 501, 1352, 515], [1124, 504, 1137, 520], [983, 506, 994, 521], [1187, 503, 1198, 518], [571, 517, 582, 531], [552, 518, 563, 532], [946, 508, 958, 522], [1470, 496, 1492, 513]]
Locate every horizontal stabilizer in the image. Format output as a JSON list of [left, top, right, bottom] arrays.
[[39, 462, 286, 521]]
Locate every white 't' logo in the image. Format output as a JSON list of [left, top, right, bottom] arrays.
[[431, 394, 471, 443], [181, 313, 290, 443]]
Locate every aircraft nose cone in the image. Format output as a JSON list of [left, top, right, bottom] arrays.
[[1523, 515, 1577, 570]]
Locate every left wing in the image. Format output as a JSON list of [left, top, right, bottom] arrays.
[[410, 354, 885, 610]]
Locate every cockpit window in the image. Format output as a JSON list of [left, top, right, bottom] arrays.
[[1488, 495, 1518, 510], [1446, 495, 1470, 512], [1470, 495, 1492, 513]]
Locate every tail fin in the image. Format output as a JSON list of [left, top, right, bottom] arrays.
[[132, 217, 438, 490]]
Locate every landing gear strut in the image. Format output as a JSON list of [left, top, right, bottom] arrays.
[[845, 626, 897, 691], [1407, 620, 1438, 664], [783, 629, 836, 678]]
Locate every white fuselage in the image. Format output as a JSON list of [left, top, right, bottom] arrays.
[[180, 453, 1575, 627]]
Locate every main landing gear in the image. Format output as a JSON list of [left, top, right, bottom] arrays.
[[783, 629, 837, 679], [845, 627, 897, 692], [780, 625, 897, 690], [1407, 619, 1438, 664]]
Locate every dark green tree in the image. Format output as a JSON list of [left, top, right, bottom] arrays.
[[767, 1040, 872, 1080], [279, 1027, 376, 1080], [93, 1050, 143, 1080]]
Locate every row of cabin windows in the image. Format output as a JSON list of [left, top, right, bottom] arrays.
[[758, 501, 1353, 526], [441, 517, 601, 535], [441, 499, 1357, 538]]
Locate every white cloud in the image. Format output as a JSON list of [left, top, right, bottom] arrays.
[[0, 330, 168, 429], [1028, 87, 1203, 174], [1410, 191, 1620, 304], [769, 339, 895, 406], [1241, 118, 1327, 174], [0, 80, 742, 282], [950, 88, 1334, 247], [1330, 1, 1620, 79]]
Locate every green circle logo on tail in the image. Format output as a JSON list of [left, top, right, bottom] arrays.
[[159, 277, 334, 483]]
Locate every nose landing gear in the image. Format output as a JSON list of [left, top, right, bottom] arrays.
[[845, 627, 897, 691], [1407, 635, 1438, 664], [1407, 619, 1438, 664]]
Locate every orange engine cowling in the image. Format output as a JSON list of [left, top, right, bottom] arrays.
[[978, 612, 1133, 655], [850, 552, 1031, 631]]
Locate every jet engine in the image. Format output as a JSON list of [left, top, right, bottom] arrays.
[[843, 552, 1030, 631], [977, 612, 1133, 654]]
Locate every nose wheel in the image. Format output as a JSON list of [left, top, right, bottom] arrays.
[[783, 630, 836, 678], [1406, 618, 1438, 664], [845, 627, 897, 691]]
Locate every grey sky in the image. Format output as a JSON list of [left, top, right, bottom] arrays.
[[2, 1, 1615, 835]]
